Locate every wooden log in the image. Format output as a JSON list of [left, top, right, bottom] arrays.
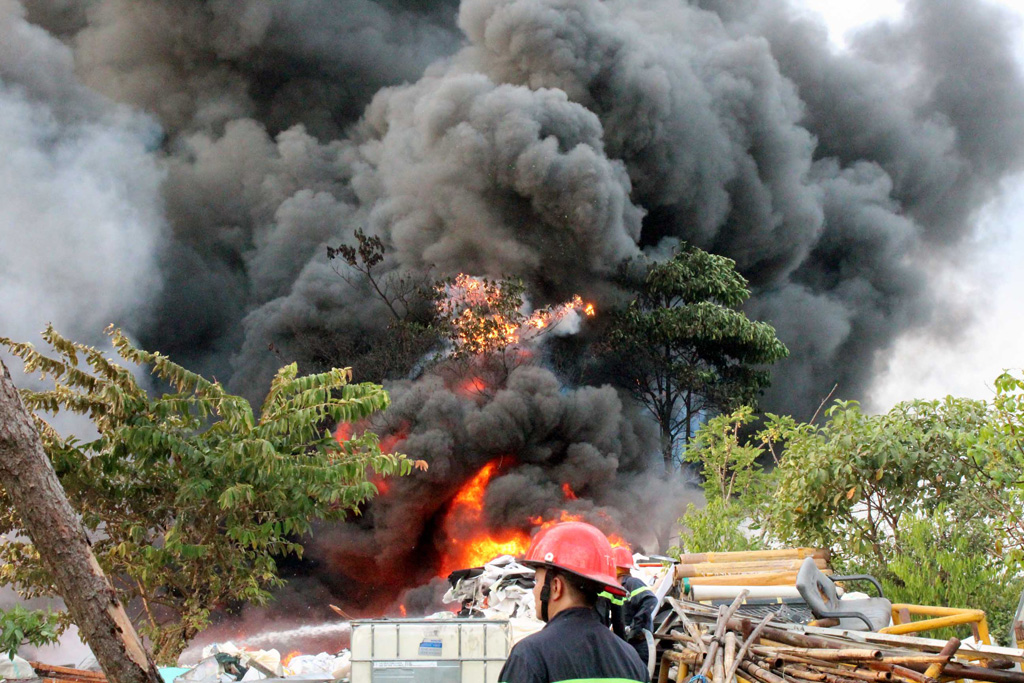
[[714, 646, 726, 683]]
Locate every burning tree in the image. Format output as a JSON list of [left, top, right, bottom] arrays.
[[0, 326, 410, 662], [603, 246, 789, 472], [435, 274, 594, 363]]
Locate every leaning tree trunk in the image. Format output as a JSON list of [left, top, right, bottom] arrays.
[[0, 359, 162, 683]]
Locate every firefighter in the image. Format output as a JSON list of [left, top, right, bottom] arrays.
[[498, 521, 648, 683], [612, 545, 658, 675]]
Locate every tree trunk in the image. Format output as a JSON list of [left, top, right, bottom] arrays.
[[661, 421, 674, 474], [0, 360, 162, 683]]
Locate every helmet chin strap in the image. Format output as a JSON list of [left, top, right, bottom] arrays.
[[539, 571, 554, 622]]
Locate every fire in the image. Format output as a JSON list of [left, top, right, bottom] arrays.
[[458, 376, 489, 395], [379, 427, 408, 454], [335, 422, 353, 442], [282, 651, 301, 667], [399, 604, 407, 617], [439, 461, 535, 575], [439, 464, 626, 576], [371, 475, 390, 495], [437, 274, 595, 355]]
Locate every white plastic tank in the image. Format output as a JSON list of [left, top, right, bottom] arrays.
[[350, 619, 512, 683]]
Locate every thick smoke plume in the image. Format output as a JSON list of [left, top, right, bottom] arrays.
[[3, 0, 1024, 620]]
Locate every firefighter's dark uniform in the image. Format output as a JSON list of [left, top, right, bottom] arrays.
[[618, 576, 658, 670], [596, 591, 626, 639], [498, 607, 648, 683]]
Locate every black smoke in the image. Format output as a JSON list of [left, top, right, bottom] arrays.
[[3, 0, 1024, 614]]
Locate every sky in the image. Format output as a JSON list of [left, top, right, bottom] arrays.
[[798, 0, 1024, 412]]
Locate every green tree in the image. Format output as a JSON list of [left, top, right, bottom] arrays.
[[605, 246, 789, 471], [765, 397, 989, 571], [0, 606, 60, 659], [973, 371, 1024, 552], [676, 407, 769, 554], [886, 510, 1023, 645], [763, 396, 1024, 642], [0, 326, 410, 662]]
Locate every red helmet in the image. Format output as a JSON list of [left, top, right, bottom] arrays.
[[613, 545, 634, 570], [524, 521, 626, 596]]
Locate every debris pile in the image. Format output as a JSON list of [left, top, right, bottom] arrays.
[[657, 595, 1024, 683], [174, 643, 351, 683], [442, 555, 537, 620]]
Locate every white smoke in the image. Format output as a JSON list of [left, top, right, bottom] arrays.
[[0, 0, 166, 348]]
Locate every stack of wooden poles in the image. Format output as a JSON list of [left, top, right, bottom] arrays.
[[656, 594, 1024, 683]]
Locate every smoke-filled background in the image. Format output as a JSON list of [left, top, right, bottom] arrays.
[[3, 0, 1024, 643]]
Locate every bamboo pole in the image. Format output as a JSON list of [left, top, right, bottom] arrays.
[[677, 558, 829, 578], [686, 573, 801, 587], [739, 661, 787, 683], [724, 614, 775, 683], [922, 638, 959, 680], [665, 651, 702, 666], [725, 632, 737, 683], [752, 647, 883, 662], [698, 592, 750, 680], [867, 664, 934, 683], [676, 549, 828, 565]]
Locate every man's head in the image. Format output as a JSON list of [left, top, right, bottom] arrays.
[[522, 521, 625, 622], [613, 545, 634, 580], [531, 566, 599, 620]]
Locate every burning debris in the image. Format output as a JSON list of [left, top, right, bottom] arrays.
[[436, 275, 595, 357]]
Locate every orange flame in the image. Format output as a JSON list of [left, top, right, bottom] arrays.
[[458, 376, 489, 395], [439, 465, 626, 576], [282, 651, 301, 667], [399, 604, 407, 617], [439, 461, 534, 575], [335, 422, 353, 442], [379, 429, 408, 454]]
